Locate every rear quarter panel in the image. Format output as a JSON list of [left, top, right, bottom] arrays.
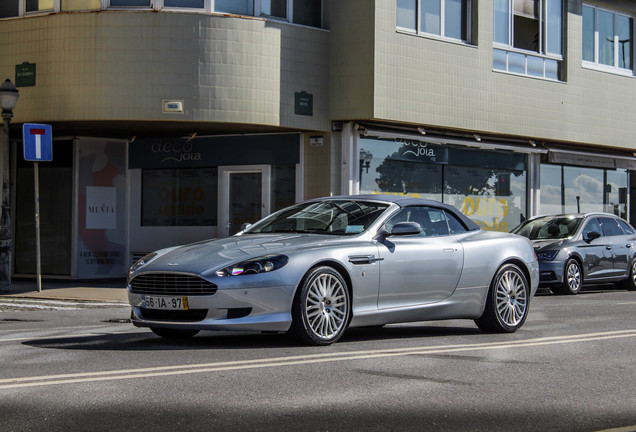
[[455, 230, 539, 298]]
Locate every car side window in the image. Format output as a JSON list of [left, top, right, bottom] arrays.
[[582, 218, 603, 239], [445, 211, 468, 234], [599, 217, 623, 236], [617, 219, 635, 235], [384, 206, 450, 237]]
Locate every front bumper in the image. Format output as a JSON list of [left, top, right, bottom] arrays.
[[128, 283, 296, 332], [538, 260, 565, 286]]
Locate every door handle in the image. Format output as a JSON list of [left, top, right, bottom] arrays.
[[443, 248, 456, 253], [627, 244, 632, 248], [606, 246, 612, 250]]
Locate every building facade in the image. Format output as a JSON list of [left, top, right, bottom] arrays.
[[0, 0, 635, 279]]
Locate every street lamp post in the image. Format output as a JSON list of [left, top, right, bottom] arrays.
[[0, 79, 19, 292]]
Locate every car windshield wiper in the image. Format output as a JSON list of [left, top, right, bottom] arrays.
[[261, 229, 324, 234]]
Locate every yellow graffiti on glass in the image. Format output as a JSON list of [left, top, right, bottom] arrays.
[[462, 196, 510, 232]]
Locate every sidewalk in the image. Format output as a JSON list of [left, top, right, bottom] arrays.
[[0, 278, 129, 303]]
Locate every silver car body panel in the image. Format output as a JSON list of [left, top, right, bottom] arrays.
[[129, 197, 539, 333]]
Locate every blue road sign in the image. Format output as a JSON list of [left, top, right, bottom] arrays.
[[23, 123, 53, 162]]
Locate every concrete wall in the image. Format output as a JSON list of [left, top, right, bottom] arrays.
[[332, 0, 636, 150], [0, 11, 330, 132]]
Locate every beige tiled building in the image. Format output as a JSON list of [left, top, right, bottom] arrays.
[[0, 0, 634, 278]]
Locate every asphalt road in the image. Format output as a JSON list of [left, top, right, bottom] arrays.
[[1, 286, 635, 432]]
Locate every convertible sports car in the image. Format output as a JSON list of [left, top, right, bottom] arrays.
[[128, 195, 539, 345]]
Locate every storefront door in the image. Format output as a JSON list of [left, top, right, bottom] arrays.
[[219, 165, 271, 237]]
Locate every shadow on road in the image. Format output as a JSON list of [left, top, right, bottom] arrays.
[[22, 322, 483, 351]]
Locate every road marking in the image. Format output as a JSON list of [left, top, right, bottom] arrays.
[[1, 329, 635, 390]]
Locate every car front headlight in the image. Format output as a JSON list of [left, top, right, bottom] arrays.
[[129, 252, 158, 276], [536, 250, 559, 261], [215, 255, 288, 277]]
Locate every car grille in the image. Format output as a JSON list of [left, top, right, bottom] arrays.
[[130, 274, 218, 296]]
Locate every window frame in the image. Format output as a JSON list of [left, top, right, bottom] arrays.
[[0, 0, 60, 18], [492, 0, 564, 81], [254, 0, 322, 28], [102, 0, 210, 11], [99, 0, 322, 27], [582, 4, 635, 77], [396, 0, 474, 45]]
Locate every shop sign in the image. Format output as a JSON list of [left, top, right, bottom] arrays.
[[549, 151, 616, 169], [15, 62, 36, 87], [396, 139, 448, 164], [129, 134, 300, 169]]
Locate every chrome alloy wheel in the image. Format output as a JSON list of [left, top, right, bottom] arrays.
[[565, 260, 582, 293], [495, 267, 528, 327], [304, 273, 348, 340]]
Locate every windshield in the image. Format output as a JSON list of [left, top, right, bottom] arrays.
[[512, 216, 583, 240], [245, 200, 390, 235]]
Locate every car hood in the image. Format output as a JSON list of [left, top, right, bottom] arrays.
[[136, 234, 349, 275], [529, 238, 565, 251]]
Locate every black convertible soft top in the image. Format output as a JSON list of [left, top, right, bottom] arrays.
[[313, 195, 480, 232]]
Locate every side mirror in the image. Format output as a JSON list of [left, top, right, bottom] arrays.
[[584, 231, 601, 243], [389, 221, 422, 236]]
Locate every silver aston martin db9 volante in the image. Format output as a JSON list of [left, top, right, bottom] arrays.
[[128, 195, 539, 345]]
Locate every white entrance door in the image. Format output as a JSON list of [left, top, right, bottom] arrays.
[[218, 165, 271, 237]]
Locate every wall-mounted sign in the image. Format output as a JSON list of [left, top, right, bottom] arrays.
[[309, 136, 323, 147], [295, 91, 313, 116], [15, 62, 36, 87], [162, 100, 184, 113]]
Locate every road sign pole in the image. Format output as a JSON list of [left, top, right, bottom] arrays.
[[34, 162, 42, 292], [23, 124, 51, 291]]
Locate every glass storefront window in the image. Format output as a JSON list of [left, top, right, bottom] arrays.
[[359, 137, 527, 232], [539, 162, 628, 219], [142, 168, 218, 226]]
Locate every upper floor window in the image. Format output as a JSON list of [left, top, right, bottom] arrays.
[[493, 0, 563, 80], [107, 0, 321, 27], [215, 0, 253, 15], [0, 0, 59, 17], [582, 5, 634, 76], [397, 0, 473, 43], [257, 0, 321, 27]]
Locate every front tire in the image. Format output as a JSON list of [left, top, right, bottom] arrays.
[[475, 263, 530, 333], [288, 266, 351, 346], [558, 258, 582, 295], [150, 327, 199, 339]]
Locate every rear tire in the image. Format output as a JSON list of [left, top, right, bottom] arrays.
[[558, 258, 582, 295], [150, 327, 199, 339], [288, 266, 350, 346], [617, 258, 636, 291], [475, 263, 530, 333]]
